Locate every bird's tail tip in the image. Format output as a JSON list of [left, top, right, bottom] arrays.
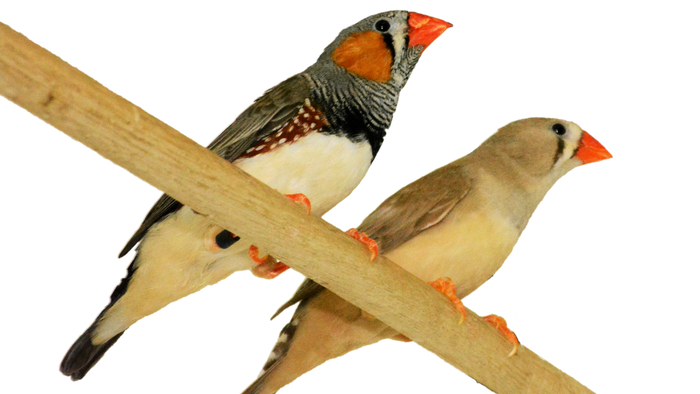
[[60, 325, 123, 381]]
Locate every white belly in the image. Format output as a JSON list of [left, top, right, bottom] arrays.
[[94, 132, 373, 342], [235, 132, 374, 216]]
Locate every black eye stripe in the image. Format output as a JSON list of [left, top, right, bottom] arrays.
[[382, 32, 395, 62], [553, 137, 566, 167]]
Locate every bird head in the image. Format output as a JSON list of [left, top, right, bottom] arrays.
[[310, 11, 451, 87], [482, 118, 612, 181]]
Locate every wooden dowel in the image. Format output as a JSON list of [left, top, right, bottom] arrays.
[[0, 21, 593, 394]]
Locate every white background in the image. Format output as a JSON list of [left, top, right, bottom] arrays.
[[1, 1, 698, 393]]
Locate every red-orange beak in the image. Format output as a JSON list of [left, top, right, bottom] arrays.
[[575, 131, 613, 165], [407, 12, 452, 50]]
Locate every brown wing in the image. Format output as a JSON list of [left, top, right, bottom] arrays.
[[119, 75, 312, 257], [272, 162, 471, 318], [357, 162, 471, 254]]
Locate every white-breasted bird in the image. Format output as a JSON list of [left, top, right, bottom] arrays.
[[243, 117, 612, 394], [60, 10, 451, 380]]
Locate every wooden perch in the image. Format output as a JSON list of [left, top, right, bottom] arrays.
[[0, 22, 593, 394]]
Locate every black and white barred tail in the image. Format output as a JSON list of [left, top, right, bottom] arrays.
[[243, 314, 302, 394]]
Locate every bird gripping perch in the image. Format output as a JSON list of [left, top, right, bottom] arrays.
[[0, 22, 593, 394]]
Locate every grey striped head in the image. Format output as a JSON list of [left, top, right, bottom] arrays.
[[303, 11, 451, 153], [309, 11, 451, 87]]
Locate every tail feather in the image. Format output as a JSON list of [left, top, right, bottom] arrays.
[[60, 326, 124, 380], [60, 256, 137, 380], [242, 311, 303, 394], [243, 289, 396, 394]]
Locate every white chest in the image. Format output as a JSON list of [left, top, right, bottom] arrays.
[[235, 132, 374, 216]]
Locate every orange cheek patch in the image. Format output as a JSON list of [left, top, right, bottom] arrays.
[[331, 31, 393, 83]]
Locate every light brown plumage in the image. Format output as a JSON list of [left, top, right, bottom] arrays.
[[245, 117, 612, 394]]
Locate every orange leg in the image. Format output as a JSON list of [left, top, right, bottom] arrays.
[[428, 277, 466, 325], [483, 314, 519, 357], [345, 228, 378, 262], [284, 193, 311, 214]]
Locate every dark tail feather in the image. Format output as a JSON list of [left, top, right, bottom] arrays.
[[61, 255, 138, 380], [241, 372, 270, 394], [60, 324, 124, 380], [242, 313, 302, 394]]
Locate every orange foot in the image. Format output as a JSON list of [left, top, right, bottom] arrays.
[[428, 277, 466, 324], [248, 245, 269, 263], [346, 228, 378, 262], [284, 193, 311, 214], [252, 259, 290, 279], [249, 245, 290, 279], [483, 314, 519, 357], [392, 334, 413, 342], [246, 192, 310, 276]]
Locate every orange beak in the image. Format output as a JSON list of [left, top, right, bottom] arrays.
[[575, 131, 613, 165], [407, 12, 452, 50]]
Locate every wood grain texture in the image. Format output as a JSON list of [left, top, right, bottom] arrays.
[[0, 22, 593, 394]]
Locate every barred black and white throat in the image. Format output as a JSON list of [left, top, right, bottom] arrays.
[[303, 10, 428, 157]]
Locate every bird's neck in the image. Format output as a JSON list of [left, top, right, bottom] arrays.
[[303, 73, 402, 158], [471, 151, 564, 234]]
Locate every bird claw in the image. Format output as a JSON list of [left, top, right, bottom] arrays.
[[284, 193, 311, 214], [248, 245, 270, 264], [252, 259, 290, 279], [247, 192, 309, 269], [345, 228, 378, 262], [483, 314, 519, 357], [428, 277, 466, 324], [249, 245, 290, 279], [391, 334, 413, 342]]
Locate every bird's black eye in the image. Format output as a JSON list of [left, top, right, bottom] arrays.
[[375, 20, 391, 32], [552, 123, 566, 136]]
